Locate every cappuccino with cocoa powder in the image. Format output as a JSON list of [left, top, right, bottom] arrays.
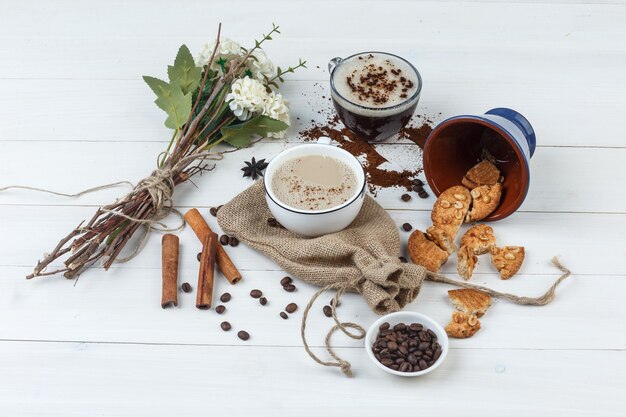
[[271, 155, 358, 211], [330, 52, 421, 141]]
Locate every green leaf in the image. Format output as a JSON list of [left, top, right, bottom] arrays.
[[220, 115, 288, 148], [167, 44, 201, 95], [143, 76, 192, 130]]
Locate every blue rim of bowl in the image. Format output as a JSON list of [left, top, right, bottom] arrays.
[[263, 144, 367, 215], [329, 51, 422, 112], [365, 311, 449, 377], [424, 114, 531, 221]]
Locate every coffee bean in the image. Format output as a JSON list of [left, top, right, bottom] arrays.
[[401, 223, 412, 232], [215, 305, 226, 314], [399, 362, 413, 372], [330, 298, 340, 307], [209, 207, 218, 217], [418, 330, 431, 342], [390, 364, 400, 371], [323, 305, 333, 317], [418, 341, 430, 351], [380, 358, 394, 367], [285, 303, 298, 314], [196, 252, 202, 262], [427, 329, 437, 339], [380, 322, 390, 331], [219, 234, 229, 245], [237, 330, 250, 341], [413, 184, 424, 193], [220, 321, 231, 331], [267, 218, 278, 227], [399, 256, 408, 263], [433, 348, 442, 361], [398, 345, 409, 356], [393, 323, 407, 332], [412, 178, 424, 187], [419, 359, 428, 370], [409, 323, 423, 332], [280, 311, 288, 320], [259, 297, 267, 306], [387, 341, 398, 351], [407, 354, 418, 365], [181, 282, 192, 293], [418, 190, 429, 199], [229, 236, 239, 247], [283, 284, 296, 292], [250, 289, 263, 298], [220, 292, 231, 303], [401, 193, 411, 202], [280, 276, 293, 286]]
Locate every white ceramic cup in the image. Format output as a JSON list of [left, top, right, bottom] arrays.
[[365, 311, 449, 377], [263, 137, 366, 237]]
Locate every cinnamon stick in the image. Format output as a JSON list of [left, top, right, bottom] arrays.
[[196, 232, 218, 309], [184, 208, 242, 284], [161, 234, 179, 308]]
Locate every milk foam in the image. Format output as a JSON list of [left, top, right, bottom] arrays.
[[271, 155, 358, 211], [331, 53, 420, 117]]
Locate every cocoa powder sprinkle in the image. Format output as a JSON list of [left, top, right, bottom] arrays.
[[299, 114, 433, 194]]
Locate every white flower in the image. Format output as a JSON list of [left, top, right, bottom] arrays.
[[195, 37, 244, 68], [246, 49, 275, 81], [226, 77, 268, 121], [262, 91, 290, 138]]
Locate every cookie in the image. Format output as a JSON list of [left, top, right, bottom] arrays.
[[407, 229, 449, 272], [445, 311, 481, 339], [448, 289, 492, 318], [466, 183, 502, 222], [426, 225, 456, 254], [461, 160, 501, 189], [457, 245, 478, 280], [460, 224, 497, 255], [431, 185, 471, 249], [490, 246, 525, 280]]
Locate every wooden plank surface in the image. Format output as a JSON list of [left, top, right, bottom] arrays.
[[0, 1, 624, 416]]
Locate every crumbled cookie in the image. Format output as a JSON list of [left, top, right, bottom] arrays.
[[461, 160, 501, 189], [407, 229, 449, 272], [448, 289, 492, 317], [465, 183, 502, 222], [457, 245, 478, 280], [431, 185, 471, 250], [460, 224, 497, 255], [426, 225, 456, 254], [445, 311, 481, 338], [490, 246, 525, 279]]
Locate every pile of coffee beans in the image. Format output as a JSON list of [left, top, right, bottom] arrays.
[[412, 179, 429, 199], [372, 322, 442, 373], [219, 234, 239, 247], [280, 302, 298, 319], [280, 276, 296, 292]]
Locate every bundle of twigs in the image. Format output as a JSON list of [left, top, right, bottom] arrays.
[[25, 23, 298, 280]]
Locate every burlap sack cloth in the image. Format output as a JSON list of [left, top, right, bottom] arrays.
[[217, 182, 571, 377]]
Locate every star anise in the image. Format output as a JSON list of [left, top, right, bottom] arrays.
[[241, 157, 269, 180]]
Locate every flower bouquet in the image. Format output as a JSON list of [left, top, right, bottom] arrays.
[[26, 23, 306, 279]]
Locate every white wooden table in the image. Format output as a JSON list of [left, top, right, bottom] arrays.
[[1, 1, 625, 415]]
